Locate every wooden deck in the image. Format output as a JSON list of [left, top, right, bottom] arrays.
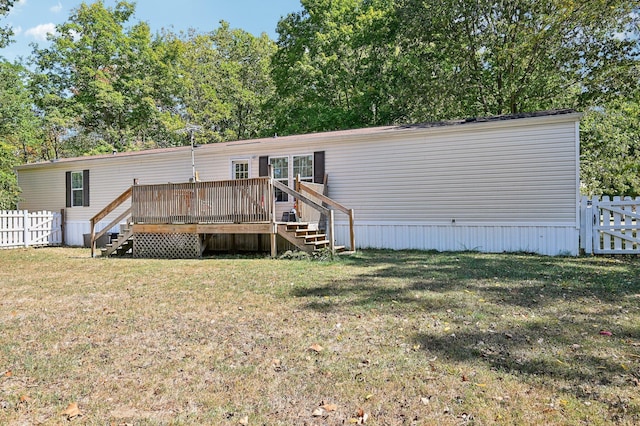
[[90, 176, 354, 258]]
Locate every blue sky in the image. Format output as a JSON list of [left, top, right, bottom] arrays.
[[2, 0, 302, 62]]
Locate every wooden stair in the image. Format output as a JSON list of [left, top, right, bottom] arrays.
[[100, 226, 134, 257], [277, 222, 345, 254]]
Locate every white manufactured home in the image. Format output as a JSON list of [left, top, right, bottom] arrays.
[[16, 110, 582, 256]]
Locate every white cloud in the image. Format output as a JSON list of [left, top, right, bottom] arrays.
[[50, 1, 62, 14], [12, 25, 23, 36], [25, 23, 56, 41]]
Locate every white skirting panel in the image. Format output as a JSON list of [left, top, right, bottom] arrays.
[[65, 221, 123, 247], [335, 222, 579, 256]]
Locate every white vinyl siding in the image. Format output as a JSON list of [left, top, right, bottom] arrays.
[[323, 122, 578, 224]]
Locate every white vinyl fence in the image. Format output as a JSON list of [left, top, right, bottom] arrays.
[[581, 196, 640, 255], [0, 210, 63, 249]]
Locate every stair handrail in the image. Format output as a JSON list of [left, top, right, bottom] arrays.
[[272, 179, 335, 252], [297, 180, 355, 252], [272, 180, 330, 216], [89, 186, 133, 257]]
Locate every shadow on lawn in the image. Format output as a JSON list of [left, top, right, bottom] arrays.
[[291, 250, 640, 416], [293, 250, 640, 309]]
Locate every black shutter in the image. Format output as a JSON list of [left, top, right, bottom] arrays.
[[82, 169, 90, 207], [314, 151, 325, 183], [65, 171, 71, 207], [259, 156, 269, 177]]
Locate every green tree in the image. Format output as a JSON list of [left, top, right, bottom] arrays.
[[0, 141, 20, 208], [272, 0, 638, 131], [396, 0, 639, 118], [0, 0, 15, 50], [271, 0, 399, 134], [0, 61, 40, 208], [30, 1, 184, 154], [174, 22, 276, 143], [581, 94, 640, 197]]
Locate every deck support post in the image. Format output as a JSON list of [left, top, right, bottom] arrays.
[[269, 164, 277, 258], [270, 233, 277, 258], [349, 209, 355, 252]]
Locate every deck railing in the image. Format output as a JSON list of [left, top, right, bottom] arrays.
[[131, 178, 273, 224]]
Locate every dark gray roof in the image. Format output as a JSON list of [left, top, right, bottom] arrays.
[[398, 109, 577, 130]]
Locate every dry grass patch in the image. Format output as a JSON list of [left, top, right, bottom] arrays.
[[0, 248, 639, 425]]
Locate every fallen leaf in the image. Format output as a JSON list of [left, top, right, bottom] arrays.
[[272, 359, 282, 371], [600, 330, 613, 336], [309, 343, 323, 353], [312, 407, 325, 417], [19, 395, 31, 403], [364, 393, 373, 400], [238, 415, 249, 425], [62, 402, 82, 419], [356, 408, 365, 418], [4, 370, 12, 377], [321, 403, 337, 412]]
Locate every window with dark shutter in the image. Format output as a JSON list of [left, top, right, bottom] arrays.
[[65, 170, 90, 207]]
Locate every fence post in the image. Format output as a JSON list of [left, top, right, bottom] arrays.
[[23, 210, 30, 247], [587, 196, 598, 255], [60, 209, 65, 246]]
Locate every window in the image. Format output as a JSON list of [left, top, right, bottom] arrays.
[[269, 157, 289, 202], [293, 155, 313, 183], [71, 172, 83, 206], [232, 160, 249, 179], [66, 170, 89, 207], [258, 152, 324, 202]]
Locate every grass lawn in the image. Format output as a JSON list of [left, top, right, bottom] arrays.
[[1, 248, 639, 425]]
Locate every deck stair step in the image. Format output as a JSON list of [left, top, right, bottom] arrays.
[[100, 227, 134, 257], [286, 222, 310, 231], [302, 233, 327, 242], [306, 239, 330, 246], [277, 222, 349, 255]]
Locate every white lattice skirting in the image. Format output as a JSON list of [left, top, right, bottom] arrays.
[[133, 233, 200, 258]]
